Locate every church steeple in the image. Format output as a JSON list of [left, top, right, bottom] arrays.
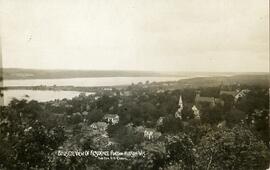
[[175, 95, 184, 119], [179, 95, 183, 108]]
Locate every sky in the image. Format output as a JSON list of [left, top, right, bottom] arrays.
[[0, 0, 269, 72]]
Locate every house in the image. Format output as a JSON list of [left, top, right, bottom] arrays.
[[217, 120, 226, 128], [64, 128, 73, 137], [157, 117, 165, 126], [220, 89, 249, 102], [92, 135, 110, 149], [220, 90, 238, 97], [144, 130, 154, 140], [195, 93, 216, 107], [0, 118, 9, 126], [103, 114, 119, 125], [214, 98, 225, 106], [125, 123, 134, 129], [24, 126, 33, 132], [195, 93, 224, 107], [157, 89, 165, 93], [82, 111, 88, 116], [234, 89, 250, 102], [54, 113, 66, 122], [51, 102, 60, 107], [105, 140, 118, 147], [134, 126, 161, 140], [81, 124, 92, 133], [253, 109, 264, 117], [144, 128, 162, 140], [103, 87, 112, 91], [64, 104, 73, 108], [72, 112, 81, 116], [94, 96, 100, 100], [192, 105, 200, 119], [175, 111, 182, 119], [90, 122, 108, 131], [120, 91, 131, 96]]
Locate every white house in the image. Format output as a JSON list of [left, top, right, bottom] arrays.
[[144, 130, 154, 140], [217, 120, 226, 128], [82, 111, 88, 116], [103, 114, 120, 125], [94, 96, 101, 100], [234, 89, 250, 102], [192, 105, 200, 119], [144, 128, 162, 140], [72, 112, 81, 116], [175, 111, 182, 119], [157, 117, 165, 126], [90, 122, 108, 131]]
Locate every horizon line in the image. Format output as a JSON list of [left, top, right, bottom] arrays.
[[0, 67, 269, 74]]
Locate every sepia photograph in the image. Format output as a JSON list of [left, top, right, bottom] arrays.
[[0, 0, 269, 169]]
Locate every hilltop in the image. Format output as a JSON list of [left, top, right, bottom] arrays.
[[0, 68, 267, 80]]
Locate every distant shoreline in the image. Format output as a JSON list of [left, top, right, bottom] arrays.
[[1, 74, 269, 92], [0, 68, 267, 80]]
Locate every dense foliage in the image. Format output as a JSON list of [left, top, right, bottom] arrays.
[[0, 82, 269, 169]]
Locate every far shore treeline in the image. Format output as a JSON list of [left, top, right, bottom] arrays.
[[1, 68, 268, 80]]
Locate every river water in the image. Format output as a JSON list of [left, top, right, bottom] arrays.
[[0, 76, 185, 105], [3, 76, 186, 87]]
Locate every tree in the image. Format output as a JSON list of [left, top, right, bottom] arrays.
[[113, 126, 144, 150], [0, 101, 66, 169], [183, 122, 212, 145], [236, 89, 269, 113], [158, 115, 183, 134], [86, 109, 104, 124], [224, 108, 245, 127], [0, 120, 66, 169], [69, 114, 83, 125], [201, 106, 224, 125], [196, 125, 270, 170], [131, 142, 166, 170], [220, 94, 234, 112], [165, 133, 197, 170]]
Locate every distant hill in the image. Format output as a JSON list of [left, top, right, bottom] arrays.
[[175, 74, 269, 88], [1, 68, 165, 80], [0, 68, 268, 81]]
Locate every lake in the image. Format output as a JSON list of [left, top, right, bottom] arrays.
[[1, 90, 94, 106], [0, 76, 186, 105], [2, 76, 186, 87]]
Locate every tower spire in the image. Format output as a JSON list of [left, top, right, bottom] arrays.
[[179, 95, 183, 108]]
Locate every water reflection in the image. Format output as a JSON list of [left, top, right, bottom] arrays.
[[1, 90, 94, 106]]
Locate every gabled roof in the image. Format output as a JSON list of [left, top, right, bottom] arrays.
[[195, 96, 215, 103], [192, 105, 199, 111], [82, 111, 88, 115], [144, 128, 155, 132], [103, 114, 119, 119], [91, 122, 108, 129]]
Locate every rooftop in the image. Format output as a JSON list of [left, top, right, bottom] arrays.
[[195, 96, 215, 103]]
